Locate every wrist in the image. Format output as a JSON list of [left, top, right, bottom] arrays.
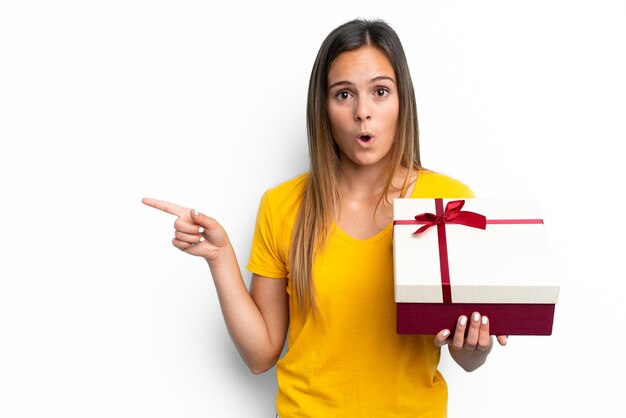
[[204, 240, 237, 269]]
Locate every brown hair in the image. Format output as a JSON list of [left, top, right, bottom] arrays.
[[290, 18, 422, 316]]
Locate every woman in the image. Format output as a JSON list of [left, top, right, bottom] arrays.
[[143, 18, 506, 417]]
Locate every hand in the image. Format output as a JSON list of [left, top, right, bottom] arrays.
[[433, 312, 508, 352], [433, 312, 507, 372], [142, 197, 229, 261]]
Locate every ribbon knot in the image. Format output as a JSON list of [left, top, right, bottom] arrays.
[[412, 199, 486, 235]]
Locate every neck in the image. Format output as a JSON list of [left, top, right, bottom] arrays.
[[336, 160, 417, 202], [337, 159, 390, 199]]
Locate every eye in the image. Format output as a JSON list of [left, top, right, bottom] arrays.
[[335, 90, 352, 101], [375, 88, 390, 97]]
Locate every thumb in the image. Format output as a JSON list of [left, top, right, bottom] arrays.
[[433, 329, 451, 348], [190, 208, 223, 235]]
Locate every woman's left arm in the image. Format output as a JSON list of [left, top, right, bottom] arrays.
[[434, 312, 508, 372]]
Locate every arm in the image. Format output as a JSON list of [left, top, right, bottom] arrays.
[[206, 244, 288, 375], [142, 198, 289, 374], [433, 312, 508, 372]]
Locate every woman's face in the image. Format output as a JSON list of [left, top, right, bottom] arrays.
[[326, 45, 399, 171]]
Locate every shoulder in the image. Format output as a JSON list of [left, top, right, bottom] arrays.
[[259, 172, 308, 217], [265, 172, 308, 197], [263, 172, 307, 203], [249, 175, 308, 277], [412, 169, 474, 198]]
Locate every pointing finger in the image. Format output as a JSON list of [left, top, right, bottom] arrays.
[[142, 197, 187, 216]]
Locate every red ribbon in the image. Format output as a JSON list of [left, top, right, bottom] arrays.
[[393, 199, 543, 304], [418, 199, 485, 303], [411, 199, 486, 235]]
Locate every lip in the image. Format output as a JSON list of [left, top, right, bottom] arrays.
[[355, 131, 376, 144]]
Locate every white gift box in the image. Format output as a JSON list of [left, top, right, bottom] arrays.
[[393, 198, 559, 335]]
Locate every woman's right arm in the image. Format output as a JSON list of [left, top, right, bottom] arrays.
[[142, 198, 289, 374]]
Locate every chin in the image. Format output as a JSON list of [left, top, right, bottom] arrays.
[[350, 157, 388, 168]]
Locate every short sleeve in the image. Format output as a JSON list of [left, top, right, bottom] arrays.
[[247, 191, 289, 278], [413, 170, 475, 199]]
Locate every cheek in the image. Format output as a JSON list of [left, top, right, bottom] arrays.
[[384, 103, 400, 132], [327, 105, 352, 134]]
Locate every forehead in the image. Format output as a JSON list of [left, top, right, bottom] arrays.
[[327, 45, 395, 83]]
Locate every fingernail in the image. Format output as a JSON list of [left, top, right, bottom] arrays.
[[200, 237, 205, 242], [198, 227, 204, 234], [481, 316, 488, 325], [459, 316, 467, 326], [193, 209, 199, 216], [442, 329, 450, 337], [473, 313, 480, 322]]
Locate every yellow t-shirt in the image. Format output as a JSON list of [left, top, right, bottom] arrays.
[[247, 170, 473, 418]]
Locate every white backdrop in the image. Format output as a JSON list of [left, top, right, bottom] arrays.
[[1, 0, 624, 416]]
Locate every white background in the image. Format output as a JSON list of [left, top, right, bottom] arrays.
[[1, 1, 624, 416]]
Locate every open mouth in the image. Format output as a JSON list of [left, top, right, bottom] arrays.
[[359, 135, 372, 142]]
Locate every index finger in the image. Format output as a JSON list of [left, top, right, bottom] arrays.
[[142, 197, 187, 216]]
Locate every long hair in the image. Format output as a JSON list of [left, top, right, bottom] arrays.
[[290, 18, 422, 316]]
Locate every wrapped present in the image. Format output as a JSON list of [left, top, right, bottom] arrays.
[[393, 198, 559, 335]]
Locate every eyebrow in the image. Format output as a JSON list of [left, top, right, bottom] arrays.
[[328, 76, 396, 90]]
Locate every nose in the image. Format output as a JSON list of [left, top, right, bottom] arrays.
[[354, 98, 371, 121]]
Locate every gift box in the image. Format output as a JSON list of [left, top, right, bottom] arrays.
[[393, 198, 559, 335]]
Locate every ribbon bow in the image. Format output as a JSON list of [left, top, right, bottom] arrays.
[[412, 199, 486, 235]]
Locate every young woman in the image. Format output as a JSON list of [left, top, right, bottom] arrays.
[[143, 18, 506, 417]]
